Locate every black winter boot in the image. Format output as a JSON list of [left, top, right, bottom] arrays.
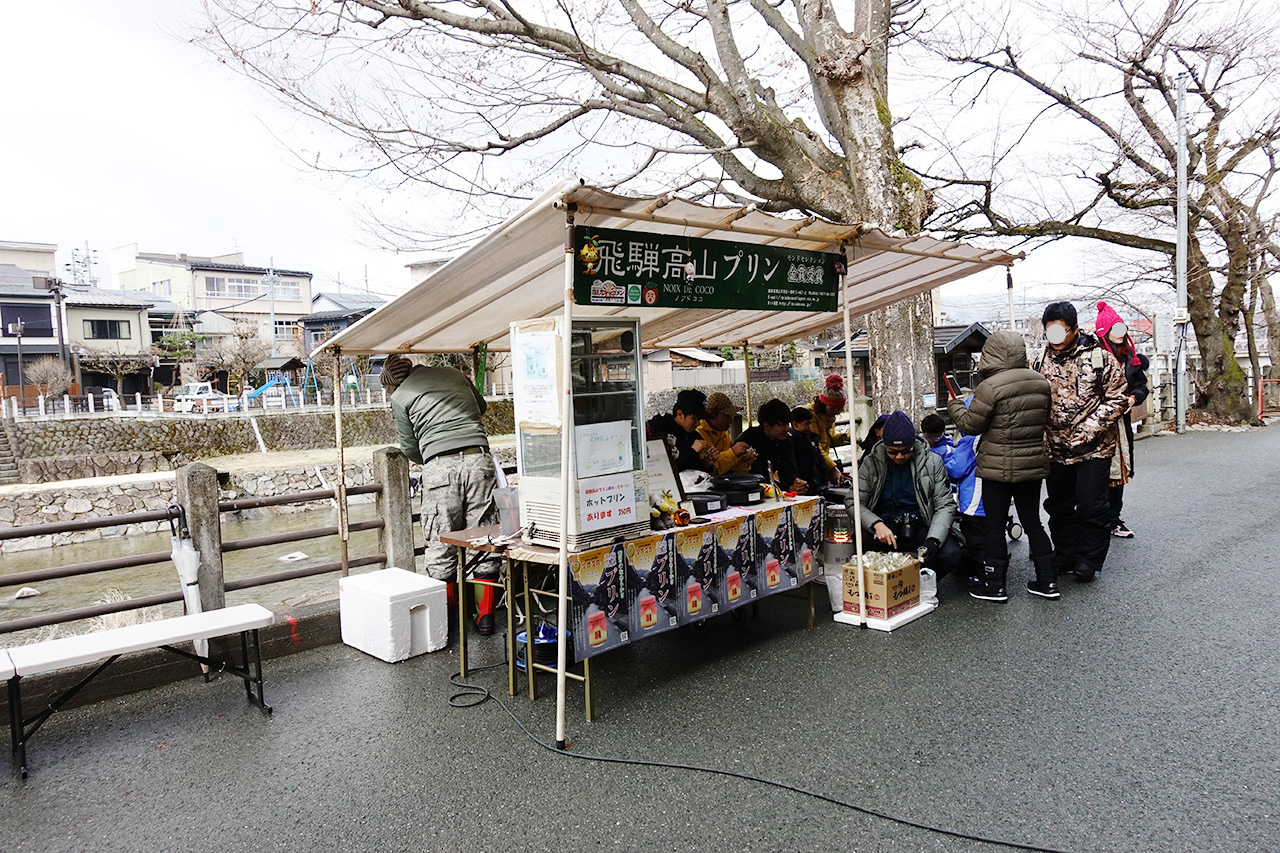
[[970, 559, 1009, 602], [1027, 553, 1061, 600]]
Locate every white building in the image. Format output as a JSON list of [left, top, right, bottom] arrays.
[[110, 246, 313, 357]]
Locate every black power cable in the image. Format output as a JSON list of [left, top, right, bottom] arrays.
[[449, 669, 1074, 853]]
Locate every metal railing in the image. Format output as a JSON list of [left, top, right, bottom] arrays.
[[0, 484, 385, 637]]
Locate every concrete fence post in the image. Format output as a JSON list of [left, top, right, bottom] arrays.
[[175, 462, 226, 613], [373, 446, 416, 572], [850, 394, 874, 443]]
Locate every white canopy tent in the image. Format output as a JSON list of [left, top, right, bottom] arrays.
[[321, 179, 1018, 355], [318, 178, 1020, 747]]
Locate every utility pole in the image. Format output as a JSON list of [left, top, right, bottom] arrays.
[[266, 259, 279, 358], [35, 276, 68, 366], [8, 318, 25, 402], [1175, 74, 1189, 435]]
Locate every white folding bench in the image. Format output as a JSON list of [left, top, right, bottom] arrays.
[[5, 603, 275, 778]]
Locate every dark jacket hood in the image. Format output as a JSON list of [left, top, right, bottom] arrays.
[[978, 330, 1029, 378]]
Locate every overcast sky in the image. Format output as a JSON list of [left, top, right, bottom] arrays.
[[0, 0, 1106, 322], [0, 0, 423, 297]]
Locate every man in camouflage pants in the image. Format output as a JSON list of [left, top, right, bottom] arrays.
[[381, 354, 502, 634], [1039, 302, 1129, 582]]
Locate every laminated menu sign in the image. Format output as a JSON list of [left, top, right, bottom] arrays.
[[789, 497, 823, 584], [625, 532, 680, 640], [512, 329, 559, 425], [572, 226, 839, 313], [715, 514, 755, 610], [570, 542, 629, 661], [673, 525, 721, 624], [754, 505, 796, 597], [578, 472, 637, 533]]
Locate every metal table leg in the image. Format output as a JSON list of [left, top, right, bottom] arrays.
[[505, 555, 516, 697], [523, 562, 536, 702], [457, 548, 468, 678]]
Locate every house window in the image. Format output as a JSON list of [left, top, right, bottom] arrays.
[[204, 276, 260, 299], [274, 279, 301, 301], [308, 326, 337, 349], [274, 321, 296, 341], [152, 279, 171, 296], [2, 304, 54, 337], [84, 319, 131, 340]]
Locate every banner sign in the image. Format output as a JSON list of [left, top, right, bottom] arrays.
[[572, 225, 840, 312]]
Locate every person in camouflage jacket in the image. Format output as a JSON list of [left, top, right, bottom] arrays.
[[1038, 302, 1129, 582]]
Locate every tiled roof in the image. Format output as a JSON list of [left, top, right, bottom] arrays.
[[63, 287, 154, 309]]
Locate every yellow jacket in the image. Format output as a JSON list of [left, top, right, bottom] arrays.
[[808, 404, 849, 475], [697, 421, 752, 475]]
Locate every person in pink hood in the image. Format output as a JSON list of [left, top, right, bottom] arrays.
[[1094, 302, 1150, 539]]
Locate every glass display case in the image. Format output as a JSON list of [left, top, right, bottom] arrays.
[[511, 316, 649, 549]]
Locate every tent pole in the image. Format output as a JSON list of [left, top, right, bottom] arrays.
[[555, 206, 576, 750], [841, 248, 866, 625], [742, 340, 752, 427], [333, 348, 350, 576]]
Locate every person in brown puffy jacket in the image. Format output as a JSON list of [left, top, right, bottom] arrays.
[[948, 330, 1056, 601], [1037, 301, 1128, 583]]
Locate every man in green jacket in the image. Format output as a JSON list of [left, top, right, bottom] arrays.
[[846, 410, 964, 580], [381, 354, 501, 634]]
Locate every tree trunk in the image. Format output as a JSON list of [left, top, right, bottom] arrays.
[[825, 0, 933, 423], [1187, 232, 1252, 420]]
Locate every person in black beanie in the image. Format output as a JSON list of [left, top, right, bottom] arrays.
[[846, 410, 965, 581], [1037, 301, 1128, 582]]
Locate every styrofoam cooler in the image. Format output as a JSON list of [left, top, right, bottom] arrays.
[[339, 567, 448, 662]]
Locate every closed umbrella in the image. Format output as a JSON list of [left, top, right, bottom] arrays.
[[168, 504, 207, 667]]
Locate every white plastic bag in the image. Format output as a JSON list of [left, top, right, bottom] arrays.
[[919, 568, 938, 607]]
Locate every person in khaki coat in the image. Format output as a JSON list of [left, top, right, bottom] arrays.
[[948, 330, 1056, 601]]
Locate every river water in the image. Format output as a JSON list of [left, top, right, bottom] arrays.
[[0, 501, 389, 646]]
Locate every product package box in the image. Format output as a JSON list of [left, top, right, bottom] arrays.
[[789, 496, 823, 586], [753, 505, 795, 598], [714, 513, 756, 610], [625, 532, 680, 640], [569, 542, 630, 661], [842, 559, 921, 620], [673, 524, 721, 623]]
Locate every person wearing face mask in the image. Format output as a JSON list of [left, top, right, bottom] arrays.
[[1037, 302, 1129, 582], [1094, 302, 1150, 538]]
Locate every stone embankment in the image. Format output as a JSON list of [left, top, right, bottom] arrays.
[[1, 459, 378, 554]]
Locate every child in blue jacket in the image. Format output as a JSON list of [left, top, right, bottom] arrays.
[[936, 399, 984, 586]]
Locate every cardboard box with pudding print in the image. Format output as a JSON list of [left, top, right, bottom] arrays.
[[753, 505, 795, 597], [569, 542, 630, 661], [713, 510, 756, 610], [673, 524, 722, 623], [625, 532, 680, 640], [789, 496, 823, 585]]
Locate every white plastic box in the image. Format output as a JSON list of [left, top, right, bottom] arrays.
[[339, 568, 448, 662]]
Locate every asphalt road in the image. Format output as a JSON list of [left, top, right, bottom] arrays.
[[3, 425, 1277, 853]]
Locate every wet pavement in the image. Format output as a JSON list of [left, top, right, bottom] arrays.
[[2, 425, 1278, 852]]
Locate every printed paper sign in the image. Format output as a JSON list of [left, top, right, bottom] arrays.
[[574, 420, 633, 478], [578, 472, 638, 532], [513, 330, 560, 425]]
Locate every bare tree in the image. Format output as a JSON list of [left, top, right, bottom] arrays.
[[907, 0, 1280, 420], [78, 349, 158, 395], [201, 0, 936, 417], [195, 320, 271, 391], [24, 357, 73, 398]]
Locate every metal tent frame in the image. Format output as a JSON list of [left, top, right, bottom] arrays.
[[316, 177, 1021, 748]]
